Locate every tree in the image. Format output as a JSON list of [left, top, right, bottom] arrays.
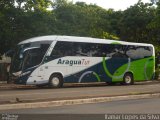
[[23, 0, 52, 11], [0, 0, 56, 54], [147, 1, 160, 51], [1, 0, 159, 54], [119, 2, 156, 44], [53, 1, 119, 39]]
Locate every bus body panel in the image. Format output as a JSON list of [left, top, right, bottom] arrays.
[[112, 56, 155, 82], [10, 35, 155, 85], [26, 56, 155, 85]]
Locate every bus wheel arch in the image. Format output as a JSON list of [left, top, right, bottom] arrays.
[[122, 72, 134, 85], [49, 73, 64, 88]]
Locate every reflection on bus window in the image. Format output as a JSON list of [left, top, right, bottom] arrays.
[[50, 41, 152, 60], [126, 46, 152, 59], [23, 44, 50, 70], [11, 41, 52, 72]]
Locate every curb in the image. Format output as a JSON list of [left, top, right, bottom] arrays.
[[0, 80, 160, 89], [0, 93, 160, 110]]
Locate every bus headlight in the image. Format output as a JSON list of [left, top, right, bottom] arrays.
[[12, 71, 22, 76], [20, 71, 31, 77]]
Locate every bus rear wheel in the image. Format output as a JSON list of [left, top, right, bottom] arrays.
[[123, 73, 134, 85], [49, 74, 63, 88]]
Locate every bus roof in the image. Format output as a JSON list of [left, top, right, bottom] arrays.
[[18, 35, 154, 47]]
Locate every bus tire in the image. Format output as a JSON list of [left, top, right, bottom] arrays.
[[123, 73, 134, 85], [49, 74, 63, 88]]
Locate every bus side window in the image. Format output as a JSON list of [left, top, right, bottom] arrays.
[[95, 44, 128, 58], [51, 41, 76, 57], [126, 46, 152, 59], [74, 42, 96, 57], [74, 42, 87, 56]]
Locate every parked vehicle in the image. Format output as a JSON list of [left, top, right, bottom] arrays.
[[10, 35, 155, 88]]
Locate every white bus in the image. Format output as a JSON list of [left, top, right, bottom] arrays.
[[10, 35, 155, 88]]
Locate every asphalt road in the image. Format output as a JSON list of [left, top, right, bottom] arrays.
[[0, 81, 160, 104], [0, 98, 160, 120]]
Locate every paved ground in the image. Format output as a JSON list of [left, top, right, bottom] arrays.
[[1, 98, 160, 114], [0, 81, 160, 104]]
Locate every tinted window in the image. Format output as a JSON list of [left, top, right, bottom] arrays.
[[74, 42, 99, 57], [23, 43, 51, 70], [51, 41, 153, 59], [51, 41, 101, 57], [100, 44, 128, 58], [51, 42, 74, 56], [126, 46, 153, 59]]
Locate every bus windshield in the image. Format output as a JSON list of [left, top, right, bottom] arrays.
[[23, 48, 43, 70], [11, 41, 52, 73]]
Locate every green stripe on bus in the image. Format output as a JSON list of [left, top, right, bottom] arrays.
[[93, 72, 101, 82], [102, 57, 113, 78]]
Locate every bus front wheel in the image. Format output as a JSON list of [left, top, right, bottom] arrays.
[[49, 74, 63, 88], [122, 73, 134, 85]]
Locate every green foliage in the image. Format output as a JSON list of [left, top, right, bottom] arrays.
[[0, 0, 160, 55], [119, 2, 156, 43], [102, 32, 119, 40]]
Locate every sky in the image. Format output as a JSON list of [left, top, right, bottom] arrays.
[[71, 0, 151, 11]]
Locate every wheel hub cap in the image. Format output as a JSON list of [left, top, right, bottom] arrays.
[[51, 77, 60, 86], [125, 76, 131, 84]]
